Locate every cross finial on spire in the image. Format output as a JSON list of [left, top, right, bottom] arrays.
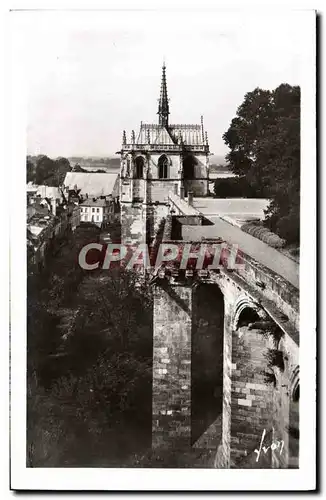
[[158, 62, 169, 127]]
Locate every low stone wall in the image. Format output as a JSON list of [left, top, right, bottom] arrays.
[[168, 192, 202, 217]]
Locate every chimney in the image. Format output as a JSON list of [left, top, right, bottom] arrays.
[[188, 191, 193, 206], [51, 198, 57, 216], [180, 186, 185, 199]]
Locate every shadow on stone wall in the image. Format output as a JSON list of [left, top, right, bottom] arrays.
[[191, 284, 224, 444]]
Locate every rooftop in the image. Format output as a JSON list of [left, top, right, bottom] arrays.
[[122, 64, 209, 149], [134, 123, 207, 147], [80, 198, 109, 207], [64, 172, 119, 197], [26, 184, 63, 200], [27, 205, 56, 242]]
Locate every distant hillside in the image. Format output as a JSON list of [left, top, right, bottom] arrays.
[[209, 155, 229, 172], [68, 155, 228, 172], [68, 156, 120, 171], [210, 154, 227, 165]]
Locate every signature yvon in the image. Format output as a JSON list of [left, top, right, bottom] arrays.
[[254, 429, 284, 462]]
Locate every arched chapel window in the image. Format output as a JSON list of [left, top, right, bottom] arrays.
[[135, 156, 144, 179], [158, 155, 169, 179]]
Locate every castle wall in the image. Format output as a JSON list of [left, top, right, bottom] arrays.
[[152, 283, 192, 449], [120, 202, 147, 245], [148, 180, 178, 203], [191, 284, 224, 444], [212, 275, 299, 469], [230, 326, 275, 468]]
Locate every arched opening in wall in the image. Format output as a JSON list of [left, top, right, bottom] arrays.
[[134, 156, 144, 179], [158, 155, 169, 179], [191, 283, 224, 445], [237, 307, 260, 329], [288, 378, 299, 468]]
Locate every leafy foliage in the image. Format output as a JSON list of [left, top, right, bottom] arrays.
[[241, 221, 286, 248], [27, 155, 71, 186], [26, 158, 36, 182], [223, 84, 300, 243], [213, 176, 260, 198], [27, 231, 153, 466]]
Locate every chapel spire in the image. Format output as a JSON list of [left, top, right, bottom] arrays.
[[158, 62, 170, 128]]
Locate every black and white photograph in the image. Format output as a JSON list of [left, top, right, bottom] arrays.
[[9, 5, 316, 491]]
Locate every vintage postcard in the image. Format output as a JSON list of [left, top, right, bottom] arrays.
[[9, 6, 316, 491]]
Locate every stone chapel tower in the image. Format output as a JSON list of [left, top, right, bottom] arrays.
[[119, 63, 210, 244]]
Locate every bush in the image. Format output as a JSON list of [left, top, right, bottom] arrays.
[[242, 221, 286, 248], [264, 198, 300, 245], [214, 176, 262, 198]]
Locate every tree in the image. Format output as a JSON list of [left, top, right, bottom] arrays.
[[26, 157, 36, 183], [34, 155, 54, 185], [31, 155, 71, 186], [214, 176, 259, 198], [27, 261, 153, 466], [54, 157, 72, 185], [223, 84, 300, 243]]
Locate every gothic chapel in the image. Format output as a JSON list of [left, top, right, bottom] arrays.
[[119, 63, 210, 244]]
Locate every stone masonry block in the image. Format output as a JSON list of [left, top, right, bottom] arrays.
[[238, 398, 252, 407]]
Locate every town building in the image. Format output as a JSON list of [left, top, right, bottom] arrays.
[[27, 183, 64, 206], [27, 191, 80, 273], [118, 63, 210, 244], [79, 197, 113, 226]]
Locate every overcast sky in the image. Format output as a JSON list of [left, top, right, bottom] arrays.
[[23, 10, 311, 158]]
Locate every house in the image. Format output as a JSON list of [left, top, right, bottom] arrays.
[[27, 199, 80, 273], [35, 185, 63, 202], [27, 203, 57, 271], [27, 183, 64, 206], [80, 198, 113, 226]]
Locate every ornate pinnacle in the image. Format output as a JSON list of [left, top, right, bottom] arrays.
[[122, 130, 126, 145], [157, 62, 170, 127], [131, 130, 135, 144], [201, 115, 205, 143]]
